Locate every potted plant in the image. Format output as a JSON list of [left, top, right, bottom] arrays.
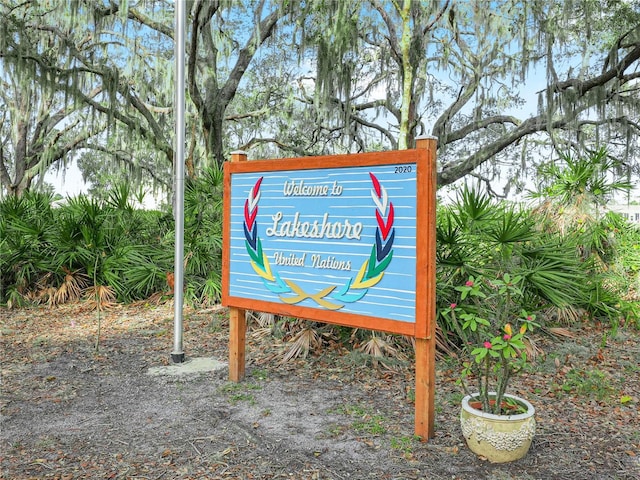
[[443, 273, 539, 463]]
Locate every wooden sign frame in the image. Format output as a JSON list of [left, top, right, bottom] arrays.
[[222, 137, 437, 439]]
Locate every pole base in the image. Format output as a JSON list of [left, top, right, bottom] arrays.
[[170, 352, 185, 364]]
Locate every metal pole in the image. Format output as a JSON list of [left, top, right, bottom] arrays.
[[171, 0, 186, 363]]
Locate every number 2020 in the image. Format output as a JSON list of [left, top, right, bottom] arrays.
[[394, 165, 412, 174]]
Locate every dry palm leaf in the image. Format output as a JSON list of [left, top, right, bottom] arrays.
[[280, 327, 321, 364], [544, 304, 584, 326], [360, 334, 397, 358], [359, 334, 400, 368], [252, 311, 276, 329], [132, 291, 166, 305], [435, 324, 458, 359], [523, 336, 544, 361], [251, 327, 274, 340], [84, 285, 117, 310], [53, 271, 89, 305], [544, 326, 577, 339], [36, 287, 57, 305]]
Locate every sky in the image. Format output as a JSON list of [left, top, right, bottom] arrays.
[[46, 165, 86, 197]]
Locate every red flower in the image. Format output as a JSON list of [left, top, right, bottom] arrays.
[[465, 280, 474, 287], [450, 303, 457, 309], [503, 334, 512, 341], [483, 341, 492, 349]]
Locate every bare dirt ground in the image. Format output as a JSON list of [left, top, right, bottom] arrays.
[[1, 303, 639, 480]]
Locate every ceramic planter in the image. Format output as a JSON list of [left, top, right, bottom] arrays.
[[460, 392, 536, 463]]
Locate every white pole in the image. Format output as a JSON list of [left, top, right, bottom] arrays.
[[171, 0, 186, 363]]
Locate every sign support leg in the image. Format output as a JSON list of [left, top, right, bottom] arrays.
[[414, 135, 438, 440], [414, 336, 436, 439], [229, 307, 246, 382]]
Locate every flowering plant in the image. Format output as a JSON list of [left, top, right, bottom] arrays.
[[444, 273, 539, 415]]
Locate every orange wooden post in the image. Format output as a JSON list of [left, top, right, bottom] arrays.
[[228, 150, 248, 382], [229, 306, 247, 382], [414, 136, 438, 440]]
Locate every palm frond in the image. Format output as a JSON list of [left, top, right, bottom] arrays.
[[541, 305, 584, 326], [250, 311, 276, 329], [84, 285, 117, 310], [359, 334, 397, 358], [53, 271, 89, 305], [280, 327, 322, 364], [251, 327, 274, 341], [545, 327, 578, 338]]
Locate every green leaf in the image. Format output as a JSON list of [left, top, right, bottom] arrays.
[[472, 348, 488, 362], [620, 395, 633, 405], [476, 317, 491, 327]]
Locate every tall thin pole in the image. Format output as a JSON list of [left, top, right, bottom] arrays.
[[171, 0, 186, 363]]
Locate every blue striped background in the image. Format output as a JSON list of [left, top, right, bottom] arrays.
[[228, 163, 417, 323]]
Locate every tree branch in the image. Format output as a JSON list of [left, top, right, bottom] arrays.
[[444, 115, 522, 143], [370, 0, 402, 64], [238, 137, 309, 157], [219, 2, 281, 107], [553, 44, 640, 96], [438, 112, 577, 186], [82, 144, 171, 188]]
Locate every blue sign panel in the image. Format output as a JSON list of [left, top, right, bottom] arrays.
[[227, 163, 417, 323]]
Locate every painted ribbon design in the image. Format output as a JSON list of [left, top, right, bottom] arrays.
[[243, 173, 395, 310]]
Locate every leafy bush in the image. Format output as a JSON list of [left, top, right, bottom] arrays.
[[179, 165, 225, 305], [0, 191, 58, 307], [436, 187, 589, 338], [0, 166, 226, 307], [531, 147, 638, 325], [0, 187, 170, 305]]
